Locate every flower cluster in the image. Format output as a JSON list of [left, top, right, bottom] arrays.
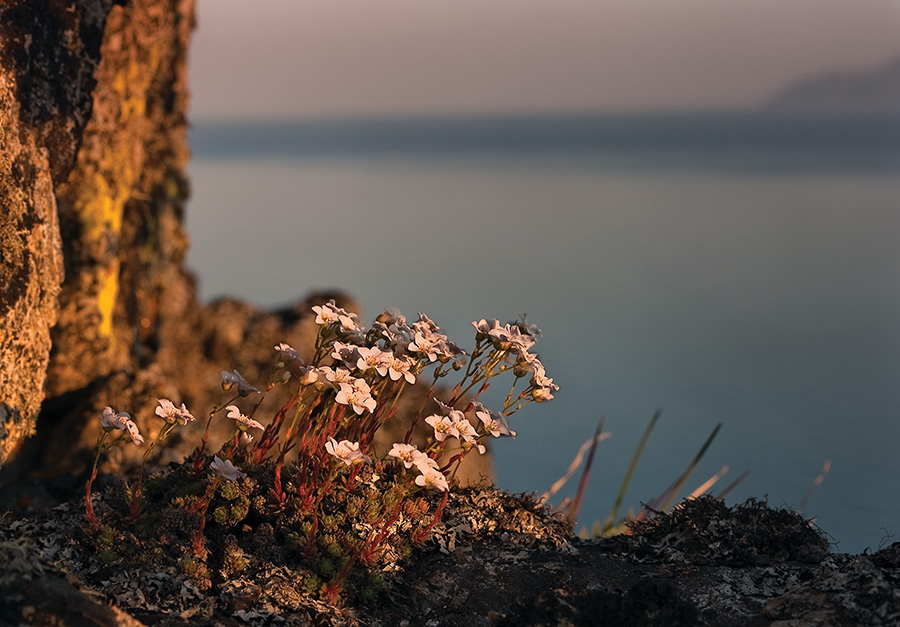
[[388, 443, 448, 491], [260, 302, 551, 494], [473, 318, 558, 403], [85, 399, 195, 526], [85, 299, 556, 603]]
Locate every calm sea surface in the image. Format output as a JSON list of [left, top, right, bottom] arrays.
[[186, 114, 900, 552]]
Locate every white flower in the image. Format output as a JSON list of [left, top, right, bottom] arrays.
[[415, 465, 449, 491], [472, 401, 516, 438], [221, 370, 260, 396], [274, 342, 302, 364], [408, 330, 442, 362], [324, 366, 354, 385], [413, 454, 440, 472], [331, 342, 361, 366], [532, 384, 557, 402], [375, 307, 406, 327], [453, 416, 478, 440], [155, 399, 195, 425], [528, 359, 547, 380], [356, 346, 392, 377], [387, 355, 416, 384], [335, 380, 377, 415], [312, 300, 360, 330], [530, 366, 559, 402], [472, 318, 500, 341], [226, 405, 265, 431], [434, 398, 467, 424], [379, 320, 415, 352], [452, 416, 486, 454], [388, 442, 427, 469], [297, 365, 319, 386], [514, 351, 542, 376], [99, 406, 120, 429], [425, 414, 459, 442], [99, 407, 144, 445], [488, 322, 535, 353], [155, 398, 177, 421], [175, 402, 195, 424], [324, 438, 370, 465], [211, 455, 247, 481], [515, 317, 542, 338], [409, 314, 464, 363]]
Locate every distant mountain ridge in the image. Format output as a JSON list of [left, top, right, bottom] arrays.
[[765, 57, 900, 114]]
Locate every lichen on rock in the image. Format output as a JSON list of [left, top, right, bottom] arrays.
[[3, 486, 899, 626]]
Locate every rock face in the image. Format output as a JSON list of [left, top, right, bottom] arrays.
[[47, 0, 196, 401], [0, 0, 110, 467], [0, 0, 211, 476], [24, 0, 202, 478]]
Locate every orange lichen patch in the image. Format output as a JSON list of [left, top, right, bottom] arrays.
[[110, 44, 160, 120], [77, 171, 128, 244], [96, 259, 119, 339]]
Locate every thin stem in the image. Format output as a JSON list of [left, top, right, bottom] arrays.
[[84, 432, 108, 528]]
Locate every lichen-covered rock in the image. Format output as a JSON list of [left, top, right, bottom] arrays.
[[47, 0, 196, 401], [0, 0, 111, 468], [0, 0, 199, 477], [763, 554, 900, 626], [2, 490, 896, 627]]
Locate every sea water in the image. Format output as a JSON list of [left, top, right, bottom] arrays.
[[186, 114, 900, 553]]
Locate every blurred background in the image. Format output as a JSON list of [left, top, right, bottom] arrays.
[[184, 0, 900, 552]]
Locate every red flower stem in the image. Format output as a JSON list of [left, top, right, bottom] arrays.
[[252, 392, 300, 463], [362, 500, 405, 563], [404, 378, 439, 444], [345, 463, 362, 490], [286, 396, 321, 453], [417, 490, 449, 539], [270, 461, 285, 504], [83, 432, 108, 527], [84, 467, 99, 528], [192, 511, 208, 555]]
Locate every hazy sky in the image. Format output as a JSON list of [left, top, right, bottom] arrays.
[[189, 0, 900, 120]]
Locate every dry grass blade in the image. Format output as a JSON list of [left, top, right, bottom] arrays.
[[540, 421, 611, 505], [565, 417, 605, 524], [688, 465, 729, 500], [797, 458, 832, 514], [601, 410, 661, 534], [716, 469, 750, 500], [658, 422, 722, 513]]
